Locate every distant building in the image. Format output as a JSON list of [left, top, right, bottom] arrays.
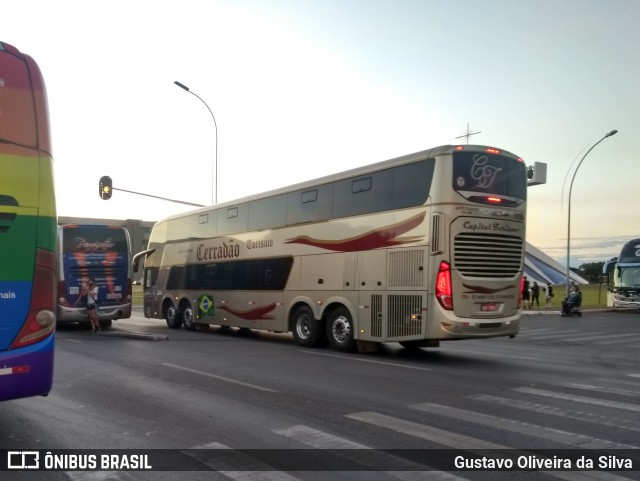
[[58, 216, 587, 286], [525, 242, 588, 285]]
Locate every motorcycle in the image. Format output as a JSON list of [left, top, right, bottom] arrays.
[[561, 291, 582, 317]]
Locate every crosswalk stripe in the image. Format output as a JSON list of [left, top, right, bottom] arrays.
[[564, 333, 624, 342], [595, 377, 640, 388], [514, 387, 640, 412], [66, 473, 131, 481], [186, 442, 300, 481], [441, 344, 539, 361], [468, 394, 640, 433], [559, 382, 640, 397], [344, 412, 629, 481], [410, 402, 637, 449], [595, 335, 640, 345], [346, 411, 506, 450], [274, 424, 469, 480], [520, 329, 578, 338]]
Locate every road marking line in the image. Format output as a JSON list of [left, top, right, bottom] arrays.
[[564, 333, 624, 342], [274, 424, 469, 480], [57, 336, 83, 344], [514, 387, 640, 412], [66, 473, 130, 481], [559, 382, 640, 397], [346, 411, 505, 449], [441, 344, 539, 361], [186, 442, 299, 480], [595, 334, 640, 345], [162, 362, 278, 393], [520, 329, 580, 338], [346, 412, 630, 481], [299, 350, 431, 371], [411, 402, 637, 449], [469, 394, 640, 432]]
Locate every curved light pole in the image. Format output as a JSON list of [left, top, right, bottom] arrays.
[[565, 129, 618, 295], [174, 81, 218, 205]]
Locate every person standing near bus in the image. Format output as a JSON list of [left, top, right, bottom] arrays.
[[545, 282, 554, 308], [75, 279, 100, 331], [86, 279, 100, 331], [531, 281, 540, 307], [522, 276, 531, 309]]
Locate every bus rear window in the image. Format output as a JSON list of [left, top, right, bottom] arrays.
[[452, 151, 527, 206], [0, 48, 37, 148]]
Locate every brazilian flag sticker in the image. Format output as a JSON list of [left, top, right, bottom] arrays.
[[198, 294, 215, 318]]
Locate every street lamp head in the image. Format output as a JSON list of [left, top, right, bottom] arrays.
[[605, 129, 618, 138], [174, 81, 190, 92]]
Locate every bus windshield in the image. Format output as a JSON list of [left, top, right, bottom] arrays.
[[452, 149, 527, 206], [617, 266, 640, 288]]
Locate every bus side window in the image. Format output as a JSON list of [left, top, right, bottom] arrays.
[[264, 269, 273, 288], [205, 264, 217, 290]]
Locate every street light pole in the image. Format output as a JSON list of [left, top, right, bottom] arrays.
[[174, 81, 218, 205], [565, 129, 618, 296]]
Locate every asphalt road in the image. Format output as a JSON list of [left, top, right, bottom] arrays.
[[2, 309, 639, 481]]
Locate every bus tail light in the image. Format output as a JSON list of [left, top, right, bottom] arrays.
[[519, 275, 524, 309], [57, 279, 71, 306], [435, 261, 453, 310], [10, 249, 56, 349]]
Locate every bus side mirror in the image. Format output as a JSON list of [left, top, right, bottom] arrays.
[[132, 248, 155, 273], [527, 162, 547, 186]]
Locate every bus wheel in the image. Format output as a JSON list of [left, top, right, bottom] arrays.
[[182, 301, 196, 331], [292, 305, 324, 347], [165, 304, 182, 329], [326, 307, 356, 352], [99, 320, 112, 329]]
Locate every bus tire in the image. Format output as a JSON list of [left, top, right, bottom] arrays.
[[165, 304, 182, 329], [292, 305, 325, 347], [99, 319, 112, 329], [181, 300, 196, 331], [326, 307, 356, 352]]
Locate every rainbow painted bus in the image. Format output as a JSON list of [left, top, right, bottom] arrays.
[[0, 41, 56, 401], [136, 144, 534, 352], [57, 224, 132, 328]]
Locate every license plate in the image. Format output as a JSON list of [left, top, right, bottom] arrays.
[[481, 302, 497, 312]]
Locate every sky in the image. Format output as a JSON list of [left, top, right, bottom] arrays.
[[3, 0, 638, 267]]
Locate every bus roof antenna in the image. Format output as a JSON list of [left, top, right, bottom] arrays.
[[455, 123, 481, 145]]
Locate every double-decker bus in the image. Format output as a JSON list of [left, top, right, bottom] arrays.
[[135, 144, 530, 352], [0, 41, 56, 400], [57, 224, 132, 328], [603, 238, 640, 309]]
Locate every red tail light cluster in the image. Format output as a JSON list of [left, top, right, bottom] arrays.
[[10, 249, 56, 349], [435, 261, 453, 310], [519, 274, 524, 309]]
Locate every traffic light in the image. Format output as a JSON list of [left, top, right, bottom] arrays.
[[99, 176, 112, 200]]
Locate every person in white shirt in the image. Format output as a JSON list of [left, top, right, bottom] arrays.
[[85, 279, 100, 331]]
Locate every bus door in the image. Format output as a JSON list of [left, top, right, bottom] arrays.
[[357, 249, 387, 341]]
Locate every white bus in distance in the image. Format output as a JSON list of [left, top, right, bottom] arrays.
[[603, 238, 640, 309], [135, 144, 531, 352]]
